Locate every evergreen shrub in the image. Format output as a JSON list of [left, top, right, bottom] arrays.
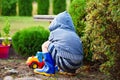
[[82, 0, 120, 79], [69, 0, 86, 37], [37, 0, 49, 14], [1, 0, 17, 16], [69, 0, 88, 61], [53, 0, 66, 14], [12, 26, 49, 57], [70, 0, 73, 2], [0, 0, 2, 15], [18, 0, 32, 16]]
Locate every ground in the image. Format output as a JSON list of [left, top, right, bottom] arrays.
[[0, 56, 109, 80]]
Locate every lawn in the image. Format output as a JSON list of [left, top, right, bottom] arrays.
[[0, 16, 50, 36]]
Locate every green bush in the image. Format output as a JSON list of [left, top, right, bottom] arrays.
[[82, 0, 120, 79], [0, 0, 2, 15], [1, 0, 17, 16], [81, 0, 108, 62], [18, 0, 32, 16], [53, 0, 66, 14], [68, 0, 87, 61], [69, 0, 86, 37], [70, 0, 73, 2], [37, 0, 49, 14], [12, 26, 49, 57], [100, 0, 120, 79]]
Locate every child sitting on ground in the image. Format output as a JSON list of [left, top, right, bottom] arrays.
[[34, 11, 84, 76]]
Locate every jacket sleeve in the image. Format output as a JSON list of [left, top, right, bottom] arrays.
[[47, 42, 54, 53], [48, 32, 55, 53], [48, 32, 54, 42]]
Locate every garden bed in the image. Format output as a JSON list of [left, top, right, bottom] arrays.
[[0, 53, 109, 80]]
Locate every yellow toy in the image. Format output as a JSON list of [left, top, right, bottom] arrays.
[[26, 52, 44, 69]]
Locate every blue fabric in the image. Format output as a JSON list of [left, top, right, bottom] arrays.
[[36, 51, 43, 62], [48, 11, 83, 61]]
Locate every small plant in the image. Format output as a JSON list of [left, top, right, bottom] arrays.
[[0, 33, 1, 37], [2, 18, 11, 46]]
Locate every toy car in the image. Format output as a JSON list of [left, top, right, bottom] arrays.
[[26, 52, 44, 69]]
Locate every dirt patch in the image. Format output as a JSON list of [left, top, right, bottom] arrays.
[[0, 57, 109, 80]]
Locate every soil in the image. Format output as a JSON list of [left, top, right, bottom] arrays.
[[0, 55, 109, 80]]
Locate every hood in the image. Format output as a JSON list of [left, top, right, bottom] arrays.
[[49, 11, 75, 32]]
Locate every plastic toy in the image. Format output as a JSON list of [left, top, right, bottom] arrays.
[[26, 52, 44, 69]]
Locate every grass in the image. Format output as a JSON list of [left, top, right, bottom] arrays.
[[0, 16, 50, 36], [0, 0, 71, 36]]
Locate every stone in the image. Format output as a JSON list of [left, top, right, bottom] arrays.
[[3, 76, 13, 80], [15, 77, 42, 80], [7, 69, 18, 74]]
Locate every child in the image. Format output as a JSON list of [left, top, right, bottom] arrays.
[[34, 11, 83, 76]]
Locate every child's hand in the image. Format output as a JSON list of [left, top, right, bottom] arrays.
[[42, 41, 51, 53]]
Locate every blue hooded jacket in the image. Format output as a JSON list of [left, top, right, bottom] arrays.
[[48, 11, 83, 61]]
